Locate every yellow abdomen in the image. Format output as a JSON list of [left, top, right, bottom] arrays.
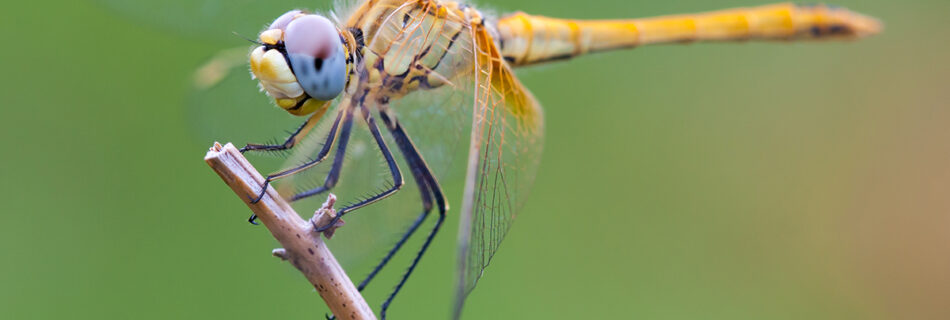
[[496, 3, 882, 66]]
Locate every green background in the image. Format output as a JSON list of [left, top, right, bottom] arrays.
[[2, 0, 948, 319]]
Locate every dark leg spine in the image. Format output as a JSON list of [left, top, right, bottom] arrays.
[[312, 106, 404, 231], [377, 111, 447, 319], [246, 109, 348, 223], [287, 109, 357, 202]]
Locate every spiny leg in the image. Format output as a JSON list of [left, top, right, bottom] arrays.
[[245, 110, 347, 224], [356, 110, 440, 291], [312, 107, 404, 232], [239, 118, 309, 153], [382, 216, 445, 319], [325, 111, 447, 320], [239, 102, 326, 153], [327, 210, 430, 320], [378, 111, 447, 320], [286, 108, 356, 202], [357, 193, 431, 292], [248, 109, 347, 207]]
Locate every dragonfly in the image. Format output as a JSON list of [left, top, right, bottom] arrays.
[[103, 0, 880, 318]]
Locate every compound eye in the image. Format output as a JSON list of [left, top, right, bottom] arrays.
[[284, 15, 346, 101], [269, 10, 303, 30]]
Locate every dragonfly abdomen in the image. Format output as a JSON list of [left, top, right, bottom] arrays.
[[496, 3, 881, 66]]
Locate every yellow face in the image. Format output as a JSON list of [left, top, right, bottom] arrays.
[[250, 10, 347, 116]]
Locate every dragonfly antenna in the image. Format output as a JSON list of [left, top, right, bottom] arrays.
[[232, 31, 263, 45]]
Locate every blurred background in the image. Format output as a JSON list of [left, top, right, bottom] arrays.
[[2, 0, 948, 319]]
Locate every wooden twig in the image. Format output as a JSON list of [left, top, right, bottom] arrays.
[[204, 142, 376, 320]]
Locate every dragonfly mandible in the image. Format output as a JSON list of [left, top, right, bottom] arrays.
[[103, 0, 880, 318]]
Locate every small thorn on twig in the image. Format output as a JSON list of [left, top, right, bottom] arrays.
[[272, 248, 289, 260], [311, 194, 345, 239]]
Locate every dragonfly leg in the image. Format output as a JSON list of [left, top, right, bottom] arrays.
[[286, 108, 356, 203], [239, 109, 323, 154], [382, 216, 445, 319], [326, 211, 428, 320], [312, 107, 404, 232], [358, 210, 430, 290], [326, 111, 447, 320], [377, 111, 447, 320], [357, 110, 448, 291], [246, 110, 348, 224], [247, 110, 347, 206]]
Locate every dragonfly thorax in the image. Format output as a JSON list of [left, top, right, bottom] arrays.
[[250, 10, 352, 116]]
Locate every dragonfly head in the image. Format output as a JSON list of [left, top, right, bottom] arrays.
[[250, 10, 348, 116]]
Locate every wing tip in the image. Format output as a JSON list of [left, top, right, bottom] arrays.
[[846, 10, 884, 38]]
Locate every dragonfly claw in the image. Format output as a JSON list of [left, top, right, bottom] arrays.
[[313, 215, 343, 233], [248, 181, 270, 204]]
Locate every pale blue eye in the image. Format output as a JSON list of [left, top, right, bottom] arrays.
[[284, 15, 346, 101], [288, 46, 346, 101]]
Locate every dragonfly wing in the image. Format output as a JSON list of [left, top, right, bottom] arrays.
[[277, 2, 480, 270], [186, 46, 309, 151], [183, 0, 475, 275], [148, 0, 544, 312], [358, 0, 478, 188], [349, 2, 545, 307], [187, 47, 396, 268], [274, 103, 421, 268], [96, 0, 324, 39], [454, 23, 545, 317]]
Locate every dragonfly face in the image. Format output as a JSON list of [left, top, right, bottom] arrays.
[[250, 10, 348, 116]]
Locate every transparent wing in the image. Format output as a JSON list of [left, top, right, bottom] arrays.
[[276, 104, 410, 269], [186, 47, 308, 152], [181, 39, 426, 273], [305, 0, 544, 311], [273, 86, 472, 270], [95, 0, 321, 40], [283, 0, 479, 270], [168, 0, 475, 274], [453, 23, 545, 316], [357, 0, 476, 185], [129, 0, 544, 312]]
